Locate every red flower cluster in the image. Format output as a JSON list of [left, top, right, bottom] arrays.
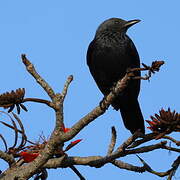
[[19, 125, 82, 163], [20, 151, 39, 163], [146, 118, 161, 132], [146, 108, 180, 133]]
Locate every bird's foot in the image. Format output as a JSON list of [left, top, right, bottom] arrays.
[[110, 82, 119, 96], [134, 129, 145, 138], [99, 96, 109, 111]]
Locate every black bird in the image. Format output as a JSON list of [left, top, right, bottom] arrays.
[[87, 18, 145, 134]]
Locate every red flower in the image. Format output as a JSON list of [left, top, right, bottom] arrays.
[[20, 151, 39, 163], [146, 108, 180, 133], [62, 124, 83, 151], [64, 128, 70, 133], [62, 124, 70, 133], [71, 139, 82, 145]]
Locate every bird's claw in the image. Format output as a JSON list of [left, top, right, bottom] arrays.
[[110, 82, 119, 96], [99, 96, 109, 111]]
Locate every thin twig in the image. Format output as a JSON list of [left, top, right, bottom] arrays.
[[168, 156, 180, 180], [162, 145, 180, 153], [116, 131, 141, 152], [12, 113, 27, 148], [112, 159, 146, 173], [137, 155, 180, 179], [107, 126, 117, 155], [0, 111, 19, 149], [125, 141, 167, 155], [69, 165, 86, 180], [22, 98, 55, 109], [128, 60, 165, 80], [0, 134, 7, 151], [61, 75, 73, 102], [136, 155, 171, 177], [163, 136, 180, 146], [128, 133, 155, 149]]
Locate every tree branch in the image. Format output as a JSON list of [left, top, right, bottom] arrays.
[[0, 150, 15, 165], [112, 159, 145, 173], [21, 54, 56, 100], [0, 57, 171, 180]]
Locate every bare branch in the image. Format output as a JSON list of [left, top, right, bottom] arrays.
[[21, 54, 56, 100]]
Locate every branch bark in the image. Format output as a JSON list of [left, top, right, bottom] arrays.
[[1, 56, 178, 180]]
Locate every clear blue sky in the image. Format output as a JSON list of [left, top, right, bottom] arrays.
[[0, 0, 179, 179]]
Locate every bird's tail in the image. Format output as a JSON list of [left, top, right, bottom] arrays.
[[119, 99, 145, 134]]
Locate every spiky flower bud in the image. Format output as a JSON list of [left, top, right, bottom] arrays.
[[0, 88, 27, 114], [146, 108, 180, 139]]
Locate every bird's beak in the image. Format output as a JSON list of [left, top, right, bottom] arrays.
[[124, 19, 141, 28]]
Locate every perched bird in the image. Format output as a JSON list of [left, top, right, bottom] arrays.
[[87, 18, 145, 134]]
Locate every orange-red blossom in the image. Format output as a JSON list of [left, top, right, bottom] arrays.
[[20, 126, 82, 163]]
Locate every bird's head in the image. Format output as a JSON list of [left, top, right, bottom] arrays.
[[95, 18, 140, 36]]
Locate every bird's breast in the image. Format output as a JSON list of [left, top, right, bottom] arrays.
[[94, 38, 131, 70]]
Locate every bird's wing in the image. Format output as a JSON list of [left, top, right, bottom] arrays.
[[87, 40, 113, 95]]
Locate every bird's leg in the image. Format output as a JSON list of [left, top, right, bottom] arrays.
[[100, 82, 122, 111], [109, 82, 119, 96], [126, 68, 136, 79], [110, 81, 127, 98], [99, 83, 119, 111]]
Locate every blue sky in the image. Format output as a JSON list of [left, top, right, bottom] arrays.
[[0, 0, 179, 179]]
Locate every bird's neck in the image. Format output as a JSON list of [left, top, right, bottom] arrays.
[[95, 30, 128, 45]]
